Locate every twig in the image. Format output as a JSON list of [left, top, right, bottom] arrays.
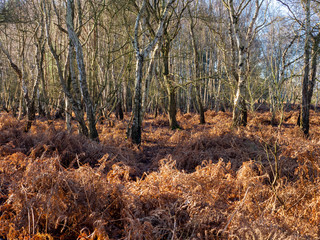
[[221, 187, 251, 235]]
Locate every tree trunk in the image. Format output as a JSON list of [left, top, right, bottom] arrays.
[[233, 78, 248, 127], [307, 36, 319, 108], [127, 0, 175, 144], [65, 95, 72, 132], [233, 37, 248, 127], [189, 6, 205, 124], [25, 100, 36, 132], [44, 0, 90, 137], [300, 0, 311, 136], [142, 45, 158, 120], [167, 80, 180, 129], [227, 0, 248, 127], [162, 42, 180, 129], [66, 0, 98, 140], [128, 54, 144, 144]]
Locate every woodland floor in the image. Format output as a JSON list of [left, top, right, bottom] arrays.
[[0, 110, 320, 239]]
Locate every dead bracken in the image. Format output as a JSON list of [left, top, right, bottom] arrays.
[[0, 110, 320, 239]]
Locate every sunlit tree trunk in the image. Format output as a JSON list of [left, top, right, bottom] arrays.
[[66, 0, 98, 140], [225, 0, 263, 127], [127, 0, 175, 144], [44, 0, 89, 137]]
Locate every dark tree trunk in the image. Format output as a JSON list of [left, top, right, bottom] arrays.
[[116, 100, 124, 120], [162, 43, 180, 130], [127, 54, 144, 144], [308, 37, 319, 105], [25, 101, 36, 132], [168, 89, 180, 129], [189, 7, 205, 124], [300, 0, 311, 136]]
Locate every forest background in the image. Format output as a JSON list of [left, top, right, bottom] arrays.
[[1, 0, 320, 239], [1, 0, 319, 142]]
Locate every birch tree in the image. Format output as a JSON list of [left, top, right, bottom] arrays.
[[0, 1, 41, 131], [127, 0, 175, 145], [66, 0, 99, 140], [0, 40, 40, 131], [188, 3, 205, 124], [44, 0, 91, 138], [299, 0, 320, 136], [223, 0, 265, 127]]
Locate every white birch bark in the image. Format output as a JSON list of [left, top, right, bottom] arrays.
[[128, 0, 175, 144], [66, 0, 99, 140], [226, 0, 264, 127], [43, 0, 89, 136]]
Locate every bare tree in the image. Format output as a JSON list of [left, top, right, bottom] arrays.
[[223, 0, 265, 127], [127, 0, 175, 144], [44, 0, 89, 137], [66, 0, 99, 140], [0, 1, 42, 131], [188, 2, 205, 124]]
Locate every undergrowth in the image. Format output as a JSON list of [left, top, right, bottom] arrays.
[[0, 111, 320, 239]]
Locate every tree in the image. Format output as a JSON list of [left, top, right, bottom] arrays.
[[0, 40, 40, 131], [157, 1, 189, 129], [280, 0, 320, 136], [188, 2, 205, 124], [44, 0, 90, 138], [127, 0, 176, 144], [223, 0, 265, 127], [0, 0, 42, 131], [66, 0, 99, 140]]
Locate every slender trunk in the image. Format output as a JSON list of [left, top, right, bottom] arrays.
[[226, 0, 262, 126], [66, 0, 98, 140], [307, 36, 319, 106], [122, 79, 127, 113], [18, 91, 23, 120], [116, 75, 124, 120], [316, 82, 319, 112], [187, 84, 192, 113], [128, 54, 144, 144], [162, 43, 180, 129], [25, 100, 36, 132], [233, 64, 248, 127], [36, 24, 50, 120], [215, 76, 222, 112], [301, 0, 311, 136], [68, 42, 88, 135], [44, 0, 90, 136], [233, 71, 248, 127], [127, 0, 175, 144], [187, 61, 192, 113], [142, 46, 158, 119], [65, 95, 72, 132], [228, 0, 248, 127], [233, 33, 248, 126], [168, 89, 179, 128], [189, 7, 205, 124]]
